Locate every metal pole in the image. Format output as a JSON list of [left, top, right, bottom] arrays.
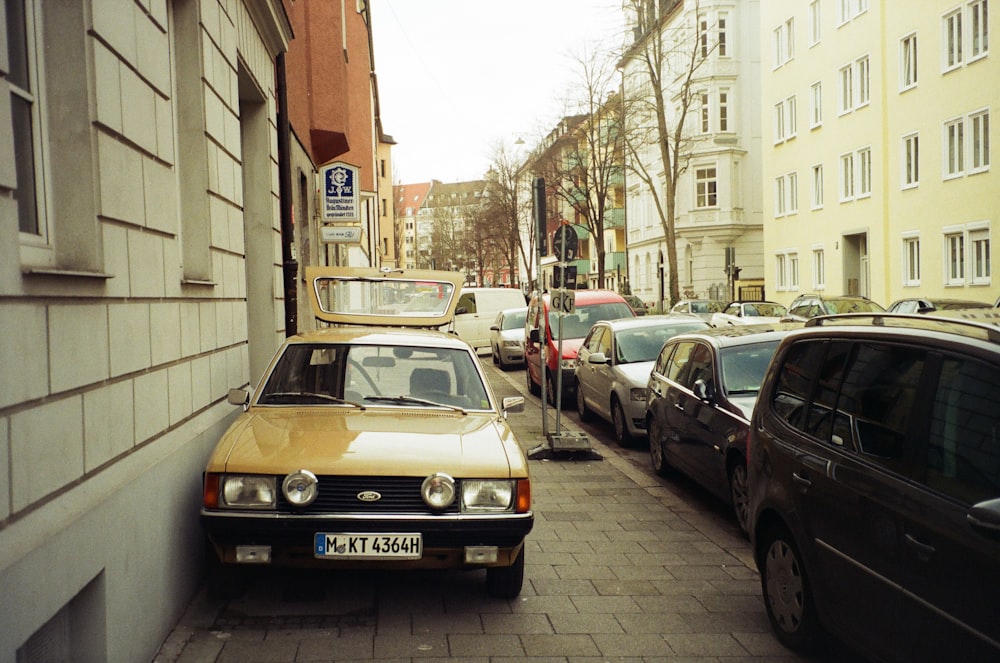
[[533, 177, 548, 437]]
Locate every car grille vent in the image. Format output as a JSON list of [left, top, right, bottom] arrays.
[[276, 475, 461, 515]]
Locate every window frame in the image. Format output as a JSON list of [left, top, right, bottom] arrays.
[[810, 81, 823, 128], [840, 152, 856, 201], [694, 166, 718, 209], [970, 108, 991, 173], [900, 32, 918, 91], [902, 132, 920, 189], [811, 163, 825, 209], [902, 232, 921, 286], [858, 147, 872, 198]]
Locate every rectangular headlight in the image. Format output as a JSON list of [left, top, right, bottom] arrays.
[[462, 480, 514, 512], [630, 387, 648, 401], [222, 475, 276, 508]]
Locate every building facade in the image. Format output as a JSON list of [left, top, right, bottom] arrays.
[[0, 1, 292, 660], [761, 0, 998, 307], [621, 0, 764, 311]]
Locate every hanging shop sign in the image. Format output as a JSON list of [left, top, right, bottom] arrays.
[[320, 225, 362, 244], [320, 161, 360, 222]]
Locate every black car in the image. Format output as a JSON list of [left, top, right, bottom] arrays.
[[748, 312, 1000, 662], [645, 323, 800, 534], [886, 297, 991, 314]]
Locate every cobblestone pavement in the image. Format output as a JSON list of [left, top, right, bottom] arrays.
[[153, 364, 855, 662]]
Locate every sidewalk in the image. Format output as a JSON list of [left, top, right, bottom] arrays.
[[154, 365, 824, 662]]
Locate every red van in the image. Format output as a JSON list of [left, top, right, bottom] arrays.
[[524, 290, 635, 406]]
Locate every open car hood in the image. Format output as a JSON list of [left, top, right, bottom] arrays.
[[306, 266, 464, 328]]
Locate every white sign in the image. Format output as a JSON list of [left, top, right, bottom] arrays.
[[320, 161, 360, 221], [550, 289, 575, 314], [320, 225, 362, 243]]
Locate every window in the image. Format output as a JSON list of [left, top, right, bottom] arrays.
[[10, 0, 46, 244], [970, 225, 991, 284], [774, 17, 794, 67], [812, 164, 824, 209], [902, 133, 920, 188], [840, 152, 855, 201], [858, 147, 872, 197], [857, 55, 870, 106], [944, 8, 964, 70], [839, 0, 869, 24], [700, 16, 710, 58], [776, 253, 788, 289], [809, 1, 821, 45], [810, 82, 823, 128], [774, 173, 798, 217], [945, 117, 966, 177], [900, 33, 918, 89], [789, 253, 800, 288], [903, 233, 921, 285], [775, 176, 787, 216], [701, 92, 711, 133], [718, 89, 730, 131], [946, 231, 965, 284], [695, 167, 718, 208], [718, 12, 729, 57], [813, 248, 826, 289], [774, 96, 796, 143], [774, 102, 786, 143], [787, 96, 797, 138], [970, 0, 989, 60], [971, 110, 990, 172], [839, 64, 854, 113]]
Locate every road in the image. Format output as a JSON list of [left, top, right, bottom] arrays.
[[154, 362, 856, 662]]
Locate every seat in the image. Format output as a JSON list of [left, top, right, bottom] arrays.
[[409, 368, 451, 398]]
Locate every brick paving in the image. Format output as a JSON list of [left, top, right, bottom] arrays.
[[153, 364, 852, 662]]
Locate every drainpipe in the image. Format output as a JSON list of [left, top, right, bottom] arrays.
[[277, 52, 297, 336]]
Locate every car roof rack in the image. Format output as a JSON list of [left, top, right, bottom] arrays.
[[804, 311, 1000, 345]]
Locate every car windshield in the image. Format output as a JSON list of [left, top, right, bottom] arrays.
[[719, 340, 781, 395], [747, 302, 787, 317], [258, 343, 490, 410], [615, 322, 706, 363], [549, 302, 635, 340], [502, 310, 526, 330], [825, 298, 885, 314]]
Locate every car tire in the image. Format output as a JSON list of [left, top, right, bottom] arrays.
[[486, 547, 525, 599], [492, 346, 499, 365], [648, 415, 670, 477], [205, 548, 244, 600], [758, 525, 823, 653], [611, 396, 631, 447], [527, 366, 540, 396], [545, 371, 558, 408], [728, 460, 750, 537], [576, 383, 593, 421]]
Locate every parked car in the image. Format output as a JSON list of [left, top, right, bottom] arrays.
[[646, 323, 802, 534], [525, 289, 635, 406], [786, 293, 884, 319], [622, 294, 649, 316], [669, 299, 726, 321], [201, 267, 533, 599], [453, 287, 527, 354], [886, 297, 991, 314], [575, 315, 708, 446], [489, 306, 528, 369], [748, 312, 1000, 662], [710, 300, 788, 326]]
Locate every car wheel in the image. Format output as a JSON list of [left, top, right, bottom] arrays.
[[758, 525, 822, 653], [729, 460, 750, 537], [576, 383, 593, 420], [611, 397, 632, 447], [648, 415, 670, 477], [492, 346, 499, 365], [527, 366, 540, 396], [205, 547, 244, 600], [486, 547, 525, 599], [546, 371, 558, 408]]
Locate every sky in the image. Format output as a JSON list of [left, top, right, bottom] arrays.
[[370, 0, 625, 185]]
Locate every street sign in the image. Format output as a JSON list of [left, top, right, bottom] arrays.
[[550, 289, 575, 314], [553, 264, 577, 289], [553, 225, 578, 262]]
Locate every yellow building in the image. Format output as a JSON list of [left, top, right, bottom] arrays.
[[761, 0, 998, 307]]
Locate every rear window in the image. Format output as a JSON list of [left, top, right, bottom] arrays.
[[549, 301, 634, 340]]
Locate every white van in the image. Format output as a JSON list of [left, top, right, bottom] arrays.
[[453, 288, 526, 354]]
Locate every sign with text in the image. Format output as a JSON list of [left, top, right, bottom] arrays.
[[320, 225, 362, 243], [320, 161, 360, 221]]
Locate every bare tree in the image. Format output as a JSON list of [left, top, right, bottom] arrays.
[[620, 0, 711, 307], [534, 48, 623, 289], [482, 141, 533, 289]]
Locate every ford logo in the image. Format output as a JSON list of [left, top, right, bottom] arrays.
[[357, 491, 382, 502]]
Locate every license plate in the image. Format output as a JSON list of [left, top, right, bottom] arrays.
[[314, 532, 422, 559]]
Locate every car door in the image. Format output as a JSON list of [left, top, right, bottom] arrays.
[[893, 351, 1000, 661], [661, 341, 707, 479], [647, 341, 689, 457], [576, 325, 607, 419]]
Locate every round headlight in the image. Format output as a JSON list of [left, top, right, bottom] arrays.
[[282, 469, 318, 507], [421, 473, 456, 510]]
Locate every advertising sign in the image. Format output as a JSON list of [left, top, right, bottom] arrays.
[[320, 225, 362, 243], [320, 161, 360, 221]]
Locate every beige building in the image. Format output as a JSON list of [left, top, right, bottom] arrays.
[[762, 0, 998, 307], [0, 1, 292, 660]]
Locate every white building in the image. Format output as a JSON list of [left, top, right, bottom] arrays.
[[621, 0, 764, 310], [0, 1, 291, 660]]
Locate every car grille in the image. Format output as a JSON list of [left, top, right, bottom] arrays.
[[276, 475, 461, 515]]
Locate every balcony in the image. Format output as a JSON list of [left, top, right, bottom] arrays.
[[603, 208, 624, 229]]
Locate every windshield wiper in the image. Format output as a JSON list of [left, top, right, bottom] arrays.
[[363, 395, 467, 413], [261, 392, 365, 409]]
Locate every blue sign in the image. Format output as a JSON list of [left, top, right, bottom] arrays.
[[320, 161, 360, 221]]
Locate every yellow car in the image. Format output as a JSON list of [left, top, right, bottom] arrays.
[[201, 267, 533, 598]]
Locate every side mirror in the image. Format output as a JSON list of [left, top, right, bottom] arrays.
[[502, 396, 525, 416], [588, 352, 609, 365], [456, 306, 468, 315], [692, 378, 714, 402], [528, 328, 540, 344], [227, 388, 250, 409], [490, 324, 500, 331]]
